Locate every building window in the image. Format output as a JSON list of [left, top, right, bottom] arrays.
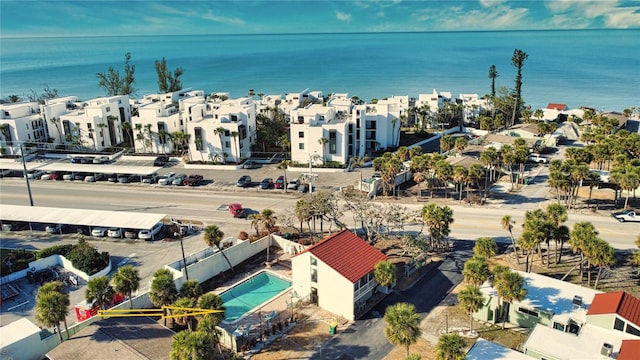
[[553, 322, 565, 332], [299, 143, 304, 150], [87, 123, 92, 130], [310, 257, 317, 266], [329, 130, 337, 154], [225, 141, 230, 148], [106, 106, 110, 112], [626, 324, 640, 336], [517, 307, 538, 318], [231, 114, 238, 122], [614, 318, 625, 331], [225, 130, 230, 136], [311, 269, 317, 283], [194, 127, 203, 150], [157, 122, 166, 145], [298, 131, 304, 138]]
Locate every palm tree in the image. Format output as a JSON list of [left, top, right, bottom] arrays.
[[436, 333, 466, 360], [203, 225, 233, 271], [121, 121, 134, 149], [35, 281, 69, 342], [112, 265, 140, 309], [494, 269, 527, 328], [259, 209, 277, 234], [230, 131, 239, 162], [85, 276, 115, 310], [349, 156, 367, 187], [198, 293, 226, 327], [383, 302, 422, 358], [173, 297, 197, 331], [149, 268, 178, 326], [458, 285, 484, 333], [213, 127, 226, 163], [501, 215, 519, 264], [452, 165, 467, 201], [48, 116, 63, 144], [179, 280, 202, 300], [488, 65, 499, 99], [170, 330, 212, 360], [374, 260, 396, 292], [569, 222, 598, 282], [134, 123, 144, 152], [318, 137, 329, 164], [474, 237, 498, 258], [589, 239, 615, 289], [511, 49, 529, 127], [462, 255, 490, 286], [421, 203, 454, 250], [278, 160, 290, 193]]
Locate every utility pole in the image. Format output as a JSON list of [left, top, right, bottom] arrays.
[[19, 144, 34, 206], [175, 232, 189, 281]]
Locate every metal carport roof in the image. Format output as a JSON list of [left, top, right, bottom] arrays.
[[35, 163, 160, 176], [0, 204, 166, 229], [0, 161, 49, 171]]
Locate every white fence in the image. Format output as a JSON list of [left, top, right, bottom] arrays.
[[0, 254, 112, 285]]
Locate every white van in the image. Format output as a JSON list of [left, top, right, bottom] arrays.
[[138, 222, 163, 241]]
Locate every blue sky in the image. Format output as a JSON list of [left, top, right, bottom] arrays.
[[2, 0, 639, 37]]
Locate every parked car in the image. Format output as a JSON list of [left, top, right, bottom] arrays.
[[124, 229, 138, 239], [229, 203, 246, 218], [91, 227, 108, 237], [70, 157, 84, 164], [80, 157, 95, 164], [41, 171, 62, 180], [45, 224, 66, 234], [139, 222, 163, 240], [236, 175, 252, 187], [154, 156, 170, 166], [528, 153, 548, 164], [118, 174, 135, 183], [142, 175, 158, 184], [183, 174, 204, 186], [26, 170, 44, 179], [106, 174, 119, 182], [93, 156, 110, 164], [63, 172, 77, 181], [242, 160, 262, 169], [107, 227, 122, 238], [287, 179, 301, 190], [172, 174, 187, 186], [613, 210, 640, 222], [274, 175, 286, 189], [85, 174, 105, 182], [260, 178, 274, 189], [157, 172, 177, 185], [74, 172, 89, 181]]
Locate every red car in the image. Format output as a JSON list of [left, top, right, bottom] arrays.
[[183, 174, 204, 186], [274, 175, 286, 189]]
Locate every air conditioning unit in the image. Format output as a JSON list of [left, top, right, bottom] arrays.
[[573, 295, 583, 307], [601, 343, 613, 357]]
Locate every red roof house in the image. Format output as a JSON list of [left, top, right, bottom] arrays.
[[587, 291, 640, 331], [291, 230, 388, 320], [547, 103, 567, 111]]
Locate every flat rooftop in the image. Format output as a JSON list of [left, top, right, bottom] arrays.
[[467, 338, 530, 360]]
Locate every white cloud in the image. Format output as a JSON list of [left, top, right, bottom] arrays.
[[604, 6, 640, 28], [479, 0, 508, 8], [336, 11, 352, 22], [414, 3, 531, 30], [545, 0, 640, 29]]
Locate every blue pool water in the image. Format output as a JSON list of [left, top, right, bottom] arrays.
[[220, 271, 291, 323]]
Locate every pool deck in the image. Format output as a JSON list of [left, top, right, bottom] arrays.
[[217, 258, 295, 341]]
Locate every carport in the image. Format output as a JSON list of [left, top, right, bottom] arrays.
[[0, 204, 166, 238], [35, 163, 160, 179]]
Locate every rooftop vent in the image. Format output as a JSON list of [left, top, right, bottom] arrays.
[[601, 343, 613, 357], [573, 295, 583, 307]]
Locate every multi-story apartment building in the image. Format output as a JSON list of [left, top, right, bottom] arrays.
[[41, 95, 129, 151], [0, 101, 48, 155], [415, 89, 454, 129], [130, 89, 204, 154], [458, 93, 488, 124], [185, 96, 257, 163], [289, 94, 404, 165]]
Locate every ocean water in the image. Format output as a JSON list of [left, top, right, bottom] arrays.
[[1, 30, 638, 112]]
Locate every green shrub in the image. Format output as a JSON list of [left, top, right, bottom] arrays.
[[36, 244, 73, 259], [12, 258, 30, 271]]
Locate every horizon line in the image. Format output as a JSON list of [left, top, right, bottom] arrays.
[[2, 27, 638, 40]]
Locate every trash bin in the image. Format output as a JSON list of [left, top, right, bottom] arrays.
[[524, 178, 530, 185], [329, 325, 336, 334]]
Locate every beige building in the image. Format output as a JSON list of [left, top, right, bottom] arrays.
[[291, 230, 387, 321]]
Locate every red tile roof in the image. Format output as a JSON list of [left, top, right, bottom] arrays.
[[297, 230, 387, 283], [587, 291, 640, 327], [547, 103, 567, 111], [618, 340, 640, 360]]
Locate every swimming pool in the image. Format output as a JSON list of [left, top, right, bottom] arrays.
[[220, 270, 291, 324]]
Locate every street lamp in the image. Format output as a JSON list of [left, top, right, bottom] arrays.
[[174, 231, 189, 281]]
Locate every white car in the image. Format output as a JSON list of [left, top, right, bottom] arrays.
[[26, 170, 44, 179], [613, 210, 640, 223], [63, 172, 77, 181], [138, 222, 163, 240], [528, 153, 548, 164], [157, 172, 177, 185], [107, 227, 122, 238], [45, 224, 65, 234], [91, 227, 108, 237]]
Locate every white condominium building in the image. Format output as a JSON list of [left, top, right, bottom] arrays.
[[41, 95, 130, 151], [185, 95, 257, 163], [289, 94, 404, 165], [0, 101, 48, 155]]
